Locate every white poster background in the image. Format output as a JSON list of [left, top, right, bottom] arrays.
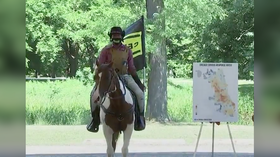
[[193, 63, 239, 122]]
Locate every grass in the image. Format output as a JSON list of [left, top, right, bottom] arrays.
[[26, 78, 254, 125], [26, 121, 254, 145]]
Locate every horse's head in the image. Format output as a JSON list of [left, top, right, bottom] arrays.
[[93, 60, 119, 103]]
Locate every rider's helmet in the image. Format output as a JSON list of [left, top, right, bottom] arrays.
[[108, 26, 125, 44]]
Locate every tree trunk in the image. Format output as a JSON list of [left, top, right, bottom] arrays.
[[69, 42, 79, 77], [146, 0, 169, 122], [64, 39, 79, 78], [147, 40, 168, 121], [87, 42, 96, 73]]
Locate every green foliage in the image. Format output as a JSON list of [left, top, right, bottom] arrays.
[[76, 67, 94, 86], [25, 0, 254, 81], [26, 0, 141, 77], [197, 0, 254, 80], [25, 0, 255, 124], [162, 0, 226, 78], [26, 79, 254, 125]]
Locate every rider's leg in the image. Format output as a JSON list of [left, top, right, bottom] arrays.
[[86, 85, 100, 132], [122, 75, 146, 131]]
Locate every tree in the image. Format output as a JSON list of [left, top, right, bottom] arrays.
[[25, 0, 139, 78], [146, 0, 169, 122], [163, 0, 226, 78], [197, 0, 254, 80], [25, 0, 253, 82], [144, 0, 226, 121]]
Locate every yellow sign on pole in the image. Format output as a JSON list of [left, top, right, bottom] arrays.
[[123, 31, 142, 58]]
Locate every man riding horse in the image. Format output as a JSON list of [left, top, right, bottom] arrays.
[[87, 26, 146, 132]]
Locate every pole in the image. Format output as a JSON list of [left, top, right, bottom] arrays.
[[193, 122, 203, 157], [143, 67, 146, 107], [194, 122, 236, 157], [212, 122, 215, 157], [142, 15, 147, 117], [227, 122, 237, 157]]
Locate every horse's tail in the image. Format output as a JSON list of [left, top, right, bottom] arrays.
[[112, 131, 120, 151]]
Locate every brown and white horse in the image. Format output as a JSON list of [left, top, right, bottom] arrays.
[[92, 60, 134, 157]]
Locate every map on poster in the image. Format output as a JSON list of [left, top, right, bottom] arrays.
[[192, 63, 239, 122]]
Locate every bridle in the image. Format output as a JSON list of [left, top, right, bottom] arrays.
[[99, 68, 126, 100]]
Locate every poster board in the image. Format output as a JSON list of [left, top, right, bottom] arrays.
[[193, 63, 239, 122]]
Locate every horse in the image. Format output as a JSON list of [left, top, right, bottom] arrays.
[[92, 60, 135, 157]]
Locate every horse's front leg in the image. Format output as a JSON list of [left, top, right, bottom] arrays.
[[103, 124, 114, 157], [122, 123, 134, 157]]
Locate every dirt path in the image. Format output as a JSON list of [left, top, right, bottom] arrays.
[[26, 139, 254, 157], [26, 152, 253, 157]]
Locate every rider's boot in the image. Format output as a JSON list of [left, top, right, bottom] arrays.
[[134, 110, 146, 131], [86, 87, 100, 133], [86, 107, 100, 132], [139, 112, 146, 130]]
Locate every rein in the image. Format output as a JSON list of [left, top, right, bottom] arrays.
[[106, 69, 126, 99], [98, 70, 134, 122]]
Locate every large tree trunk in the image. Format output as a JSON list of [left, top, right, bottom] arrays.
[[69, 42, 79, 77], [146, 0, 169, 122], [64, 39, 79, 77], [87, 42, 97, 73]]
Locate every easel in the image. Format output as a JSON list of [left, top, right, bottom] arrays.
[[193, 122, 237, 157]]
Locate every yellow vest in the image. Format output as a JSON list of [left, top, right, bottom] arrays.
[[107, 44, 129, 75]]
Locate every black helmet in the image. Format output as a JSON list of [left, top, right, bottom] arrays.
[[108, 26, 125, 39]]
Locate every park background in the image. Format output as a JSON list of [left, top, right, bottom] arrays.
[[25, 0, 254, 146]]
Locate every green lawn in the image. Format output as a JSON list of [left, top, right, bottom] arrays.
[[26, 122, 254, 145], [26, 78, 254, 125]]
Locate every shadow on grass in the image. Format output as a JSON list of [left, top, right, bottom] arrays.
[[238, 84, 254, 98], [146, 119, 214, 126], [150, 121, 201, 126], [167, 80, 184, 89], [26, 152, 254, 157], [153, 121, 223, 126]]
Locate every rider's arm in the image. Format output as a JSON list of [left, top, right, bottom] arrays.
[[98, 47, 108, 64], [127, 49, 136, 74], [127, 49, 142, 85]]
